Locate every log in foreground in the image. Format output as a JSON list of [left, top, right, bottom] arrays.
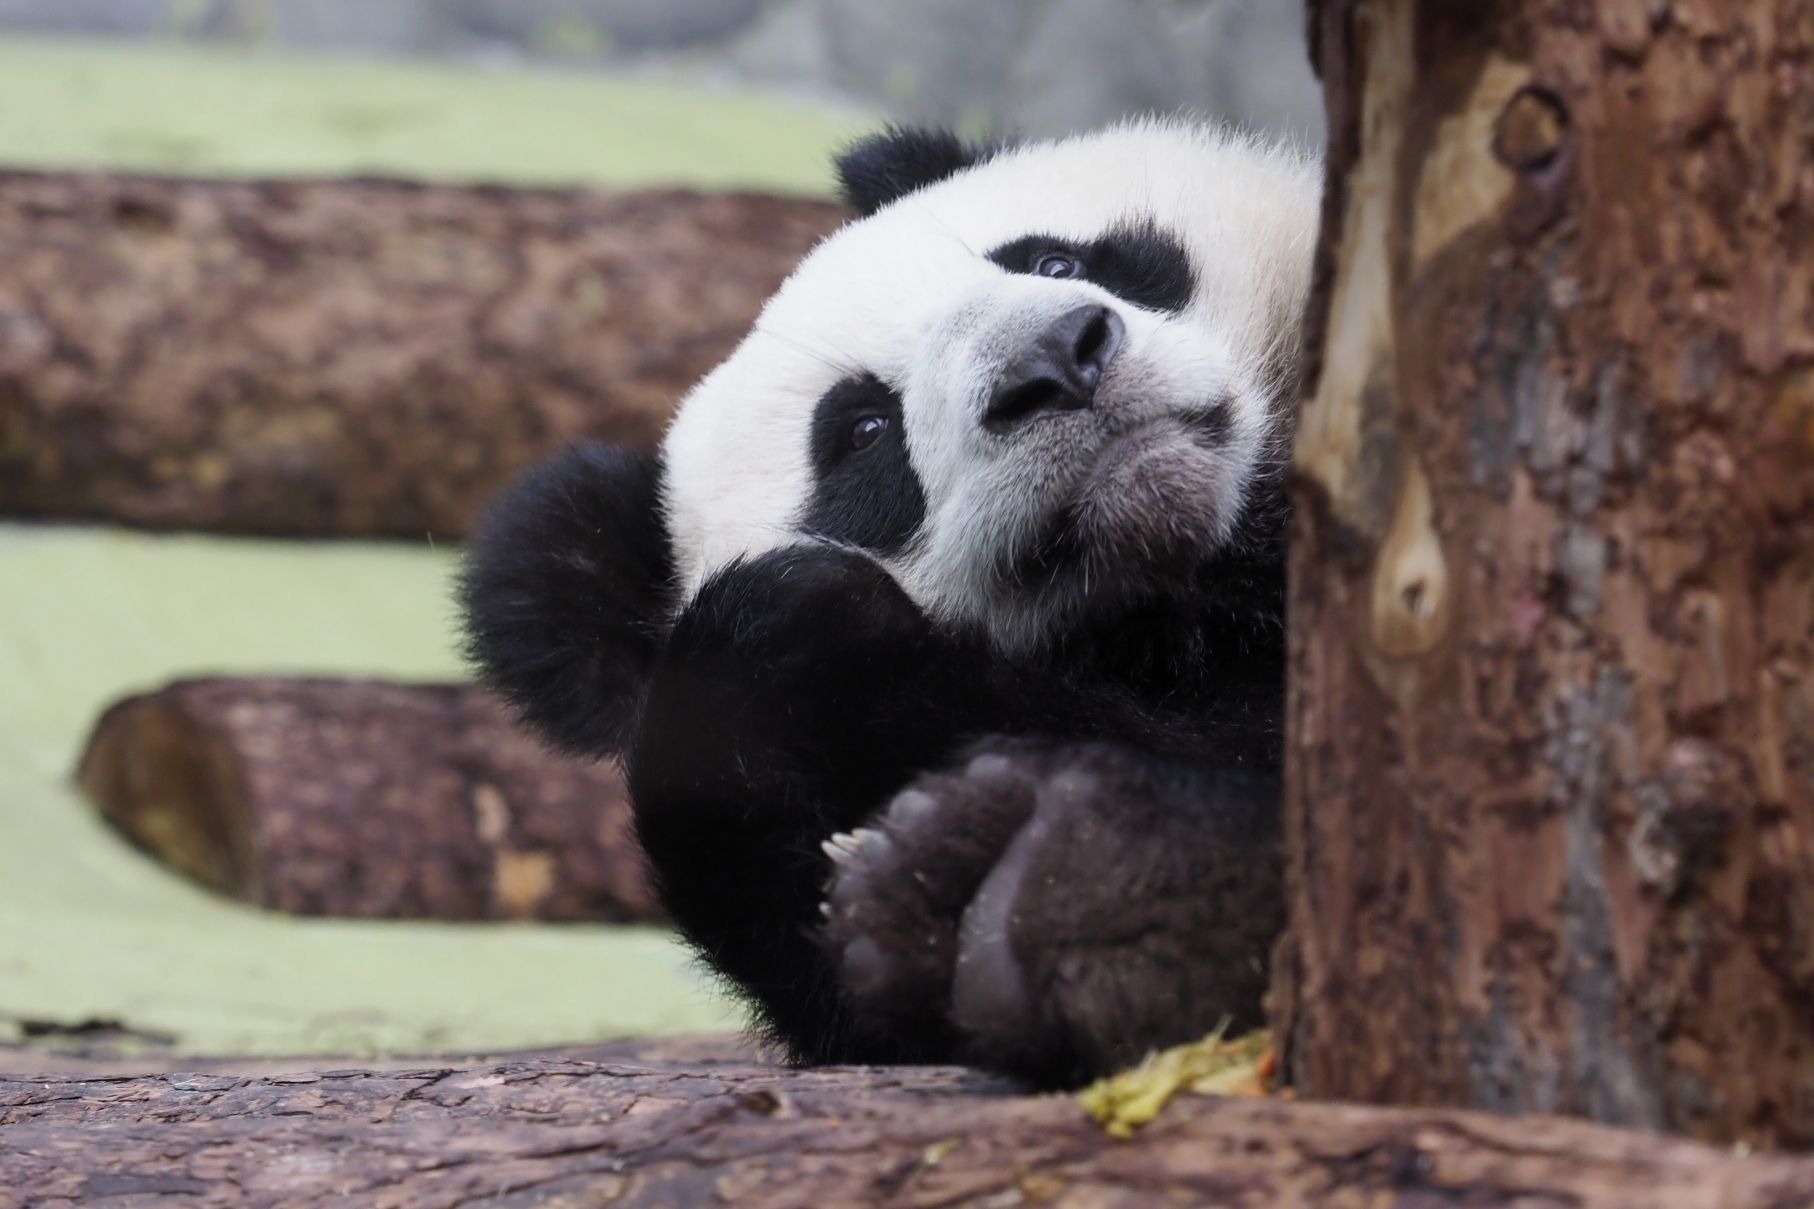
[[1279, 0, 1814, 1146], [76, 677, 659, 922], [0, 172, 844, 538], [3, 1037, 1813, 1208]]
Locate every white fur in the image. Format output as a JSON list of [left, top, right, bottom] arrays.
[[659, 118, 1320, 648]]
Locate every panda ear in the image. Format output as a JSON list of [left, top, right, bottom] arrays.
[[835, 126, 994, 217], [460, 444, 676, 757]]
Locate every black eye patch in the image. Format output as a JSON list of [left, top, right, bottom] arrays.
[[800, 373, 926, 557], [987, 218, 1196, 314]]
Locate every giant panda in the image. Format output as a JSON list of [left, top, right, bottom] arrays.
[[461, 120, 1320, 1087]]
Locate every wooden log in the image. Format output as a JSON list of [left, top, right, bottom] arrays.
[[1276, 0, 1814, 1146], [75, 677, 660, 923], [3, 1037, 1813, 1208], [0, 172, 844, 538]]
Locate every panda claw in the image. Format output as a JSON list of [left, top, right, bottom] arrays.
[[823, 832, 862, 863], [852, 827, 894, 861]]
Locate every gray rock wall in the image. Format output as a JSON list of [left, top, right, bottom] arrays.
[[0, 0, 1322, 143]]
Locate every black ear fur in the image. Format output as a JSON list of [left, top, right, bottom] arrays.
[[835, 126, 994, 217], [459, 443, 675, 756]]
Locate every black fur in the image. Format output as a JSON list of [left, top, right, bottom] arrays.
[[800, 373, 926, 555], [459, 444, 675, 755], [628, 511, 1287, 1076], [989, 218, 1198, 314], [825, 740, 1281, 1086], [627, 545, 993, 1061], [835, 126, 994, 217]]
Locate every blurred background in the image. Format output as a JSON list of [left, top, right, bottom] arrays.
[[0, 0, 1321, 161], [0, 3, 1318, 1067]]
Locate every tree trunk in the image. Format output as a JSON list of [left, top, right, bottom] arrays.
[[75, 678, 659, 923], [0, 172, 843, 539], [4, 1037, 1813, 1208], [1276, 0, 1814, 1147]]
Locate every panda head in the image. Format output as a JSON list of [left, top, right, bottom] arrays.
[[463, 120, 1320, 753]]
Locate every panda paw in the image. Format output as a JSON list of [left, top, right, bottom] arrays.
[[824, 740, 1284, 1087], [819, 746, 1044, 1048], [682, 544, 933, 670]]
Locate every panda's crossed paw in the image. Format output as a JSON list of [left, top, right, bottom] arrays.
[[949, 743, 1285, 1086], [820, 747, 1042, 1041], [687, 544, 933, 668], [827, 740, 1285, 1087]]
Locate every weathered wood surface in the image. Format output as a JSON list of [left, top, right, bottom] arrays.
[[1277, 0, 1814, 1146], [0, 1035, 751, 1078], [76, 677, 659, 922], [4, 1037, 1813, 1208], [0, 172, 844, 538]]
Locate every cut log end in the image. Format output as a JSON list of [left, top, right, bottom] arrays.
[[77, 692, 255, 900], [75, 678, 661, 924]]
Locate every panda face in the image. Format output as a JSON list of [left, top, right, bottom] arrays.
[[661, 120, 1319, 650]]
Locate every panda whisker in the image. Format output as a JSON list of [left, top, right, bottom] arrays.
[[754, 323, 862, 376], [909, 199, 979, 257]]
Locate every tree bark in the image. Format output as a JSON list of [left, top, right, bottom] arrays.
[[1277, 0, 1814, 1146], [75, 678, 659, 923], [3, 1037, 1813, 1208], [0, 172, 843, 538]]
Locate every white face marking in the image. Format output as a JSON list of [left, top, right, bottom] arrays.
[[660, 118, 1321, 649]]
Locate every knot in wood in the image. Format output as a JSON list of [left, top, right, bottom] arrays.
[[1494, 87, 1569, 171], [1630, 738, 1739, 895], [1369, 463, 1450, 665], [111, 194, 176, 236], [736, 1089, 785, 1116]]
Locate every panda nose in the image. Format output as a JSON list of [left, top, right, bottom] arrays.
[[983, 304, 1126, 431]]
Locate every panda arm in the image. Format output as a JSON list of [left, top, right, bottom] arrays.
[[626, 543, 988, 1062]]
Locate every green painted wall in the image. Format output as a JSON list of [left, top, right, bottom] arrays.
[[0, 35, 863, 191], [0, 528, 743, 1056], [0, 36, 868, 1055]]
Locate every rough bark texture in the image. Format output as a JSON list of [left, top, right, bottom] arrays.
[[6, 1037, 1814, 1209], [0, 172, 844, 538], [1277, 0, 1814, 1146], [75, 678, 659, 922]]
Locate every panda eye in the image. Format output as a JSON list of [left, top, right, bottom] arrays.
[[1034, 252, 1082, 279], [848, 414, 890, 451]]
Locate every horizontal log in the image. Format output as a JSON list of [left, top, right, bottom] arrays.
[[1, 1037, 1810, 1208], [0, 171, 844, 538], [76, 677, 659, 922]]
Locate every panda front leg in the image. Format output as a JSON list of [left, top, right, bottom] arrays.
[[823, 739, 1283, 1088], [626, 543, 990, 1065]]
